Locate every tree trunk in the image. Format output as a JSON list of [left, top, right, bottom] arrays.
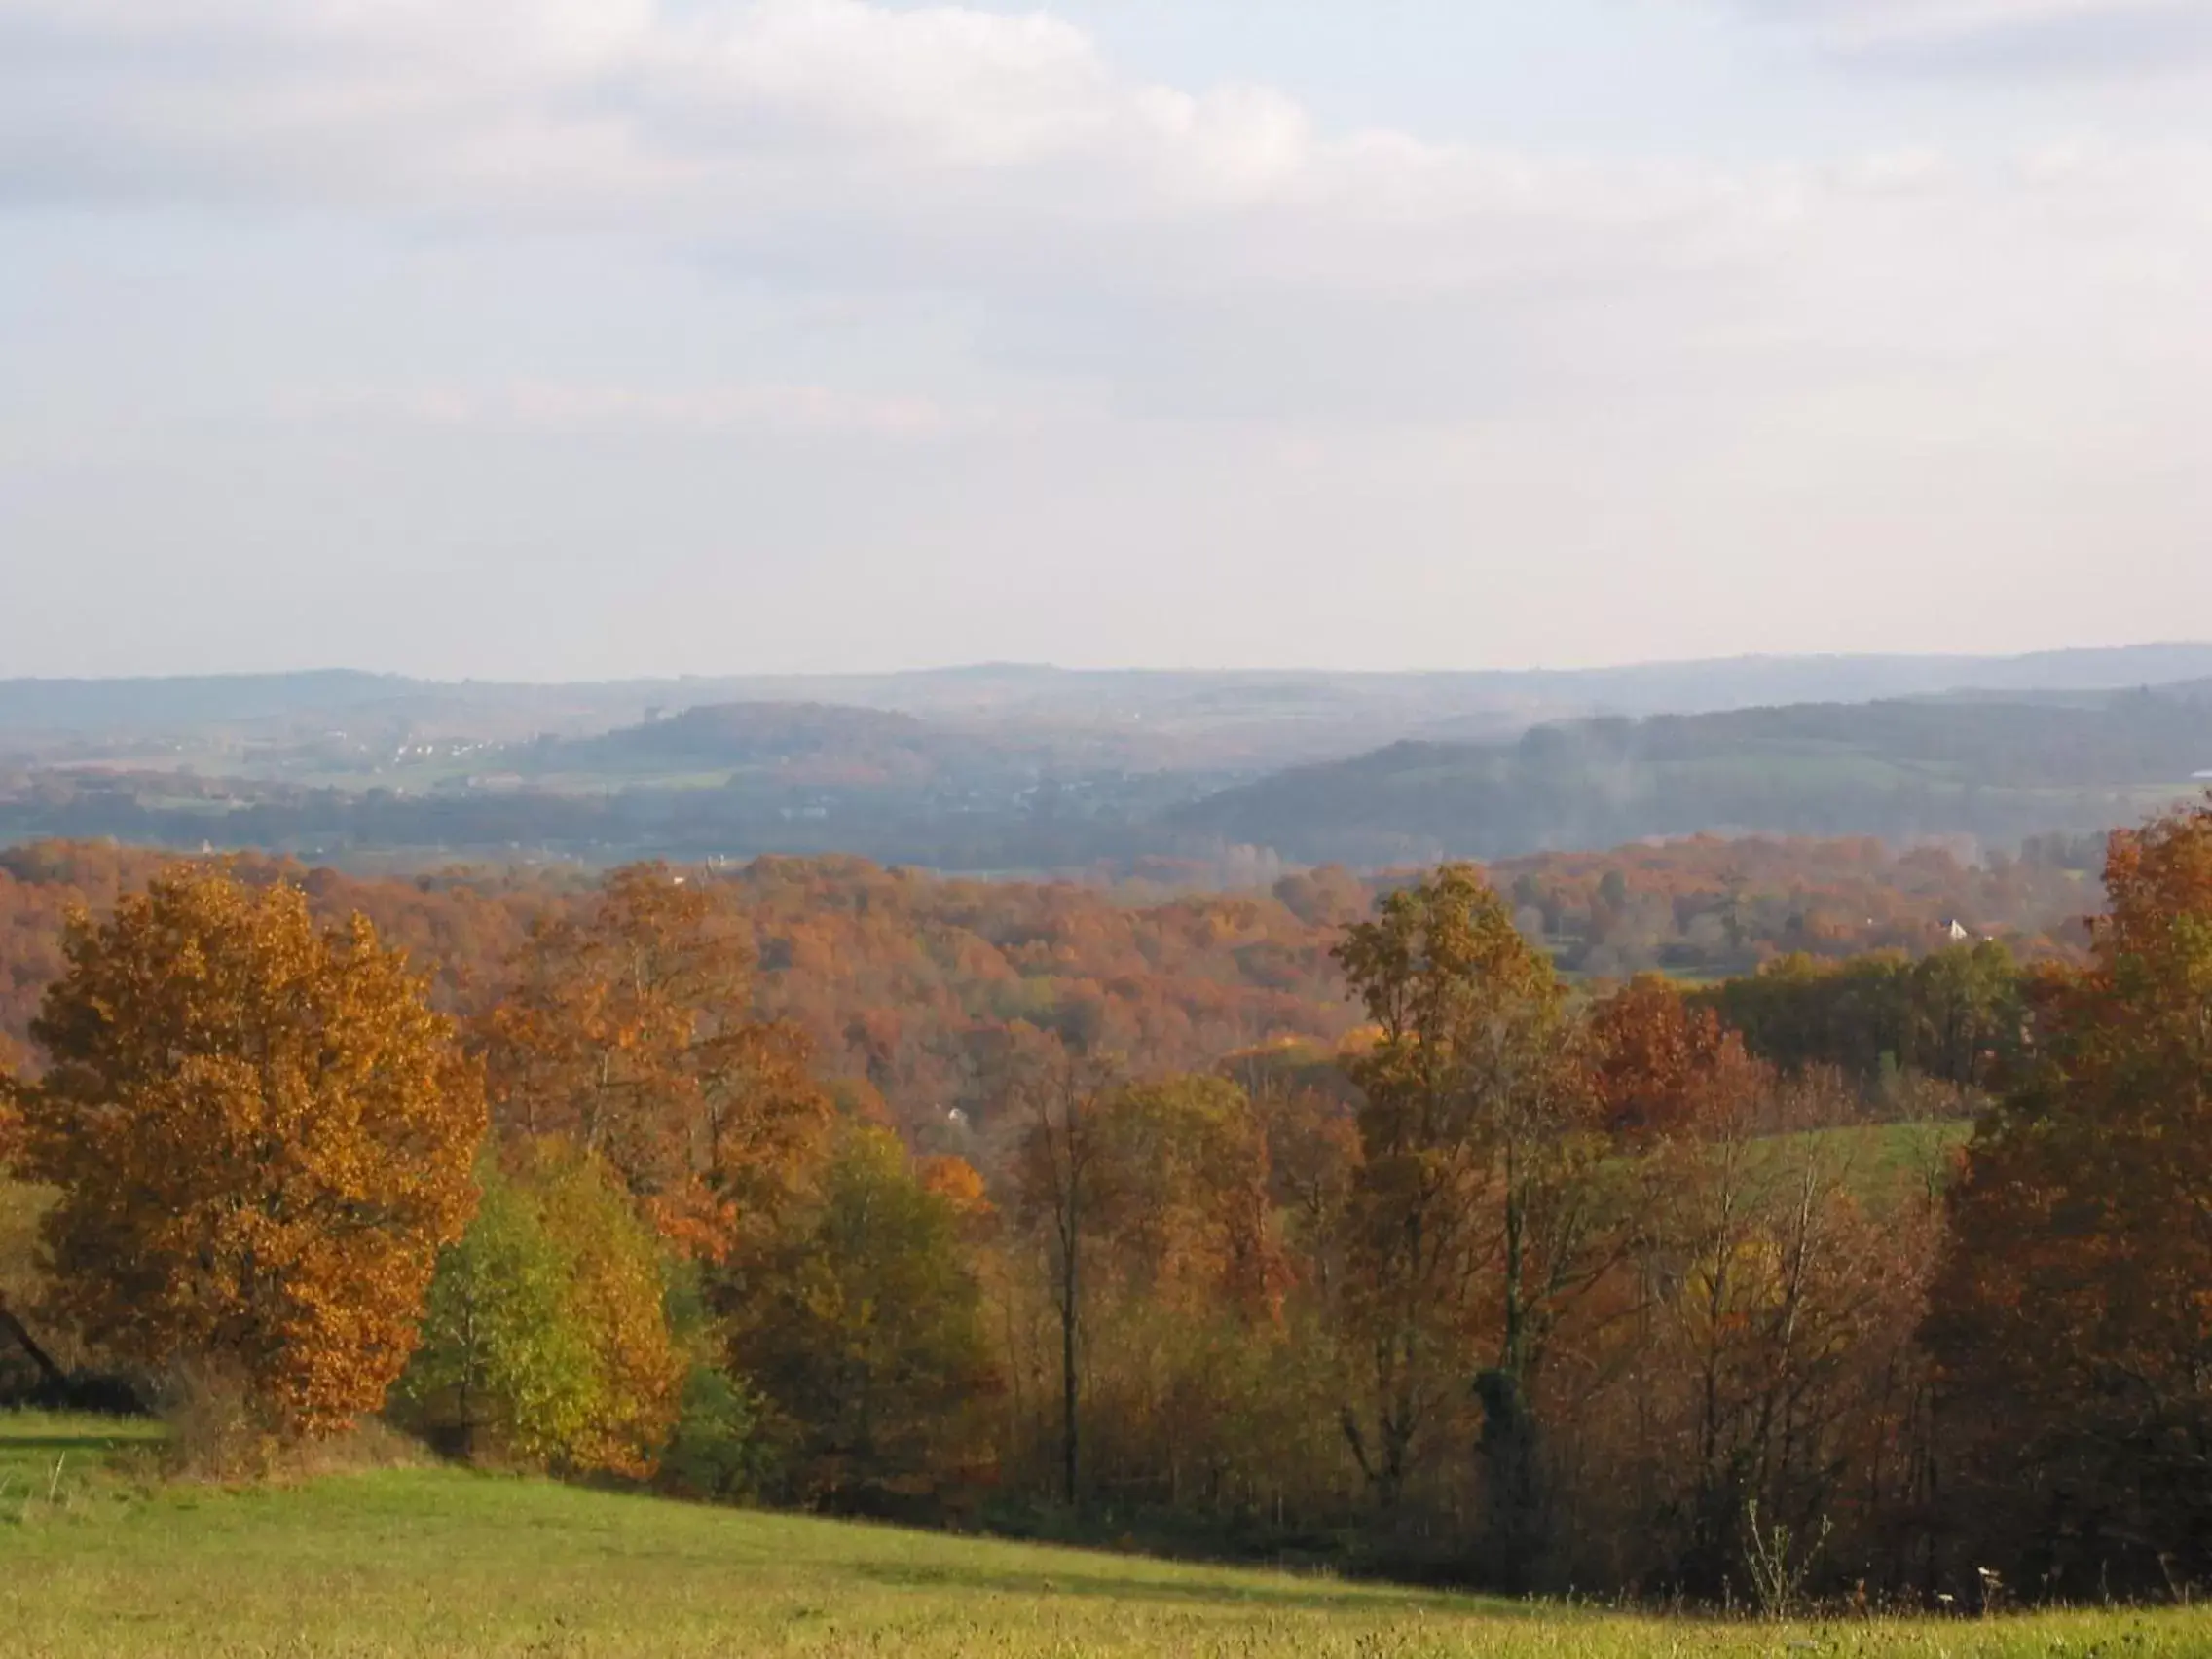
[[1476, 1366, 1544, 1592], [1060, 1231, 1080, 1507], [0, 1302, 67, 1395]]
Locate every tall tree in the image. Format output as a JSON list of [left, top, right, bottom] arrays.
[[1927, 801, 2212, 1592], [721, 1124, 999, 1512], [1335, 865, 1609, 1582], [1088, 1075, 1285, 1322], [4, 866, 482, 1439], [1009, 1032, 1121, 1506]]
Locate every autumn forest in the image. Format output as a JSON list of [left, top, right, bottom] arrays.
[[5, 794, 2211, 1609]]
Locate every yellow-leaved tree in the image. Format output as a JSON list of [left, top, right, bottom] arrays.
[[395, 1139, 684, 1478], [4, 865, 484, 1440]]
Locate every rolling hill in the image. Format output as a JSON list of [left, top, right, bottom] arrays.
[[1172, 687, 2212, 865], [8, 667, 2212, 873], [11, 642, 2212, 756], [519, 702, 962, 785]]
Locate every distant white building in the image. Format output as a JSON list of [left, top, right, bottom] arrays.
[[1946, 920, 1972, 942]]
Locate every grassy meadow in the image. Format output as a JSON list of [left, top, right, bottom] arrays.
[[0, 1414, 2205, 1658], [1793, 1118, 1975, 1205]]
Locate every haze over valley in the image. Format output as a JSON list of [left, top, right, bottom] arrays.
[[7, 645, 2211, 874]]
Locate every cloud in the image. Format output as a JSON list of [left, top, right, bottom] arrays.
[[1, 0, 2209, 431], [1745, 0, 2212, 75], [275, 380, 971, 441]]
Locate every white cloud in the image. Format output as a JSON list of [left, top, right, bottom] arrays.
[[0, 2, 1862, 251], [1, 0, 2209, 435], [1744, 0, 2212, 73], [274, 380, 970, 440]]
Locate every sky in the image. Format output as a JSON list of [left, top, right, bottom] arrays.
[[2, 0, 2209, 680]]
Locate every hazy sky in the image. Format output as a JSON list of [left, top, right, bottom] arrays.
[[4, 0, 2209, 680]]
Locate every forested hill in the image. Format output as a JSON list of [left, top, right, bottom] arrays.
[[0, 670, 414, 733], [12, 643, 2212, 742], [528, 702, 952, 777], [8, 669, 2212, 873], [1172, 687, 2212, 865]]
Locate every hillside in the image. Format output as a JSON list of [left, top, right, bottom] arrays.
[[8, 660, 2212, 872], [11, 644, 2212, 764], [519, 702, 962, 785], [1174, 689, 2212, 865], [7, 1414, 2206, 1657]]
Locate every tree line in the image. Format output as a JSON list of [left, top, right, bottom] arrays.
[[0, 832, 2092, 1129], [4, 807, 2209, 1604]]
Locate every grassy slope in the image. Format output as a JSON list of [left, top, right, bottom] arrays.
[[1797, 1119, 1976, 1205], [3, 1415, 2208, 1657]]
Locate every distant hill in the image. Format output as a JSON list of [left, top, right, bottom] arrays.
[[11, 643, 2212, 755], [0, 670, 416, 734], [532, 702, 951, 779], [10, 656, 2212, 872], [1171, 687, 2212, 864], [1464, 645, 2212, 714]]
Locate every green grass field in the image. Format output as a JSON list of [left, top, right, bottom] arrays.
[[1794, 1119, 1975, 1205], [2, 1414, 2207, 1657]]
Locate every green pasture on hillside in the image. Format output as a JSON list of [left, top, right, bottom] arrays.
[[1794, 1119, 1975, 1203], [2, 1413, 2206, 1657]]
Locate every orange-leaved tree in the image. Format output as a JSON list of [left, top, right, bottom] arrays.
[[481, 864, 827, 1260], [1588, 975, 1746, 1142], [1926, 799, 2212, 1592], [5, 865, 484, 1439]]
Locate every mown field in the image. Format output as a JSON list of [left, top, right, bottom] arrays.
[[1797, 1119, 1975, 1204], [0, 1414, 2204, 1658]]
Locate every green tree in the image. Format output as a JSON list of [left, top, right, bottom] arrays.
[[397, 1143, 682, 1477], [396, 1160, 594, 1466], [1903, 941, 2023, 1092], [721, 1124, 998, 1513], [659, 1365, 779, 1502]]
